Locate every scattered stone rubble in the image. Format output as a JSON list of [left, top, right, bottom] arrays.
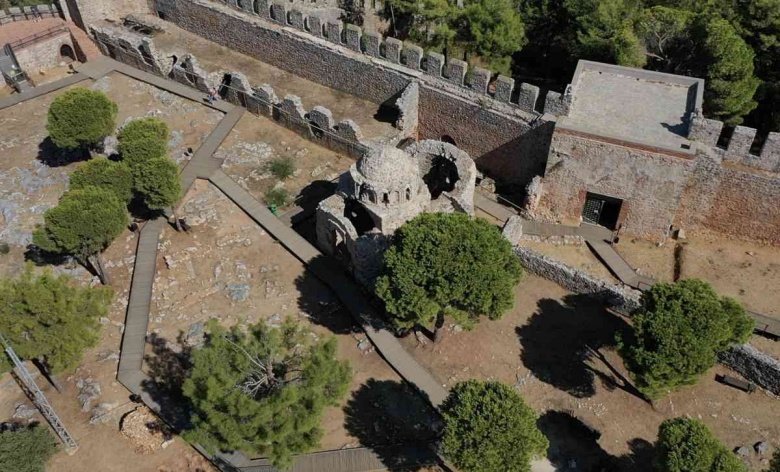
[[121, 407, 172, 454]]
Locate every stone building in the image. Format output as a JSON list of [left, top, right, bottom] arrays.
[[316, 141, 476, 285]]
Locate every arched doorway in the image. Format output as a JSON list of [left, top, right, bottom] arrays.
[[60, 44, 76, 63]]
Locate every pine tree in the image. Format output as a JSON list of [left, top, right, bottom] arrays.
[[441, 380, 548, 472], [69, 157, 134, 204], [0, 266, 112, 376], [182, 319, 352, 469], [0, 423, 59, 472], [375, 213, 523, 339], [33, 187, 129, 285], [117, 117, 170, 167], [655, 418, 748, 472], [46, 88, 117, 152]]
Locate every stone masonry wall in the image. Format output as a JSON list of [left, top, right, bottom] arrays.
[[675, 149, 780, 245], [513, 246, 642, 314], [718, 344, 780, 395], [537, 130, 695, 240], [13, 31, 74, 72], [515, 244, 780, 395], [69, 0, 149, 28], [151, 0, 556, 186]]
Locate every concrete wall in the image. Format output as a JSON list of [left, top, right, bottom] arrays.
[[13, 31, 75, 73], [537, 129, 695, 240]]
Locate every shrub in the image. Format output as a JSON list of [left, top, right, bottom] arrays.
[[46, 87, 117, 151], [440, 380, 548, 472], [117, 117, 170, 166], [132, 157, 182, 211], [268, 157, 296, 180], [265, 187, 290, 208], [0, 242, 9, 255]]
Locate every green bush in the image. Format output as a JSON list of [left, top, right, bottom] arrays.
[[618, 279, 753, 399], [441, 380, 548, 472], [0, 423, 59, 472], [0, 243, 9, 255], [46, 88, 117, 151], [69, 157, 134, 204], [117, 118, 170, 167], [264, 187, 290, 208], [132, 157, 182, 211], [268, 157, 296, 180], [655, 418, 747, 472]]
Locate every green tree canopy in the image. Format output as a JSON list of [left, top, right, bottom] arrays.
[[0, 266, 111, 374], [69, 157, 134, 204], [132, 157, 182, 211], [655, 417, 748, 472], [767, 450, 780, 472], [375, 213, 522, 337], [618, 279, 753, 399], [565, 0, 647, 67], [182, 319, 352, 469], [458, 0, 527, 73], [694, 17, 760, 125], [0, 424, 59, 472], [117, 117, 170, 167], [46, 88, 117, 151], [390, 0, 458, 52], [33, 187, 129, 285], [440, 380, 548, 472]]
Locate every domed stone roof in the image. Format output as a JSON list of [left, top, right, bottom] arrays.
[[355, 146, 418, 188]]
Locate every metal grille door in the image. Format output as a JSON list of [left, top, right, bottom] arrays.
[[582, 195, 604, 225]]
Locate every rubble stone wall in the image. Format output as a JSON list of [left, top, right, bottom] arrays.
[[718, 344, 780, 395], [513, 246, 642, 314]]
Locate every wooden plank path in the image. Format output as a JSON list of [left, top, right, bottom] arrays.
[[586, 239, 656, 290], [117, 218, 165, 376], [209, 170, 450, 407], [0, 72, 89, 110]]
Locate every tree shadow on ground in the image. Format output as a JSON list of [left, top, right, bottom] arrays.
[[343, 379, 442, 471], [141, 332, 194, 431], [293, 254, 388, 334], [36, 136, 89, 168], [23, 244, 71, 267], [516, 294, 639, 399], [538, 410, 655, 471]]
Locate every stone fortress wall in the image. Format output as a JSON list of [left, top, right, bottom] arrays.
[[79, 0, 780, 244], [150, 0, 560, 188], [0, 4, 61, 23]]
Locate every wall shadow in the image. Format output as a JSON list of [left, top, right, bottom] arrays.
[[538, 410, 655, 471], [516, 294, 633, 399], [343, 379, 442, 471], [292, 257, 359, 336], [141, 332, 194, 431]]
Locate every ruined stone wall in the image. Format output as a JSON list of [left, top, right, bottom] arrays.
[[13, 31, 74, 73], [513, 246, 642, 314], [675, 150, 780, 245], [718, 344, 780, 395], [150, 0, 556, 186], [536, 129, 695, 240]]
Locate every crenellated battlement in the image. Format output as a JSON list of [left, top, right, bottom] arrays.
[[209, 0, 569, 116], [0, 4, 62, 23], [689, 110, 780, 173]]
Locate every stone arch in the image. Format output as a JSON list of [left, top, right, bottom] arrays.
[[253, 0, 262, 14], [237, 0, 246, 9], [59, 44, 76, 62]]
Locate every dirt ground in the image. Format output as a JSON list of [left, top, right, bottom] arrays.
[[142, 14, 399, 142], [147, 180, 439, 454], [0, 74, 226, 471], [401, 274, 780, 471], [521, 233, 780, 319], [215, 112, 355, 212]]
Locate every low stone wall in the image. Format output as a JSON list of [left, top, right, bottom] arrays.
[[513, 245, 642, 314], [719, 344, 780, 395]]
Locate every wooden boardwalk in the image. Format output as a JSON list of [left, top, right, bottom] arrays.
[[586, 239, 656, 290], [0, 72, 89, 110], [209, 170, 450, 407]]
